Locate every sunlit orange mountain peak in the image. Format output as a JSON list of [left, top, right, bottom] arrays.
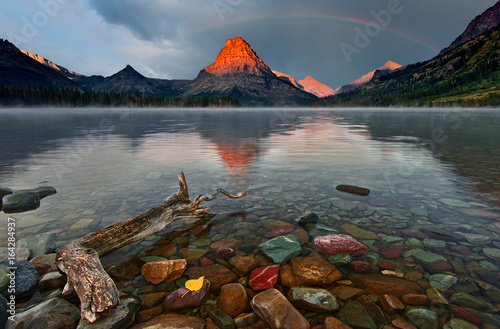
[[203, 36, 274, 76]]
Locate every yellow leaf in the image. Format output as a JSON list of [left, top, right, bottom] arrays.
[[181, 276, 205, 298]]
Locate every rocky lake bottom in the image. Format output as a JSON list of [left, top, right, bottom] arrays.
[[0, 108, 499, 328]]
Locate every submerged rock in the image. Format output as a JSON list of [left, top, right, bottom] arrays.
[[141, 259, 186, 284], [18, 232, 57, 258], [258, 235, 301, 264], [405, 308, 439, 329], [162, 278, 210, 311], [337, 300, 377, 329], [249, 265, 280, 291], [313, 234, 365, 256], [218, 283, 249, 317], [336, 184, 370, 196], [2, 192, 40, 213], [129, 314, 206, 329], [449, 293, 495, 312], [0, 260, 39, 299], [10, 297, 80, 329], [287, 286, 339, 312], [251, 288, 309, 329]]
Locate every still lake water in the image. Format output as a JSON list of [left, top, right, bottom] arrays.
[[0, 108, 499, 271]]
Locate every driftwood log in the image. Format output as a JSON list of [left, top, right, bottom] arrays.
[[56, 172, 246, 323]]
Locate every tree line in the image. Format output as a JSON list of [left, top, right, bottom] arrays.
[[0, 84, 241, 108]]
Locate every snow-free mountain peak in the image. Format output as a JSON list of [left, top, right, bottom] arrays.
[[203, 36, 274, 76], [297, 75, 336, 98]]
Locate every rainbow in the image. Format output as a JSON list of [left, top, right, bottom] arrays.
[[162, 12, 441, 54]]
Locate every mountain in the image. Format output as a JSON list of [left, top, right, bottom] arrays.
[[177, 36, 316, 106], [273, 70, 335, 97], [20, 50, 83, 79], [335, 61, 402, 94], [311, 26, 500, 107], [440, 1, 500, 55], [297, 75, 336, 98], [76, 65, 189, 96], [272, 70, 301, 88], [0, 39, 79, 89]]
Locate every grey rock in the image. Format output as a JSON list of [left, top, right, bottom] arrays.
[[39, 272, 67, 291], [456, 232, 492, 245], [288, 286, 339, 312], [411, 207, 428, 217], [381, 236, 404, 244], [482, 247, 500, 261], [0, 295, 7, 329], [295, 212, 319, 226], [305, 223, 340, 237], [9, 297, 80, 329], [0, 248, 30, 261], [17, 232, 57, 258], [423, 238, 447, 249], [0, 266, 9, 292], [77, 295, 142, 329], [405, 308, 438, 329], [443, 318, 479, 329], [429, 274, 457, 292], [18, 186, 57, 199], [2, 192, 40, 213], [0, 260, 39, 299], [405, 238, 424, 249], [258, 235, 302, 264], [0, 186, 13, 211], [480, 312, 500, 327]]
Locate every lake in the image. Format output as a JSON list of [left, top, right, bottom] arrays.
[[1, 108, 499, 282]]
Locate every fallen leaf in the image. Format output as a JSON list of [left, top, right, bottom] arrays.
[[182, 276, 204, 298]]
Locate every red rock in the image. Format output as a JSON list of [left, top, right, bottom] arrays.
[[450, 245, 471, 256], [129, 314, 206, 329], [369, 227, 384, 233], [414, 265, 425, 273], [313, 234, 365, 256], [141, 259, 186, 284], [251, 288, 309, 329], [265, 225, 296, 238], [430, 259, 452, 271], [403, 257, 415, 263], [398, 229, 430, 239], [212, 246, 235, 259], [336, 184, 370, 196], [249, 265, 280, 291], [348, 273, 424, 297], [200, 257, 215, 266], [162, 278, 210, 311], [290, 256, 343, 286], [379, 245, 403, 259], [210, 237, 242, 252], [451, 306, 483, 324], [460, 208, 499, 218], [378, 260, 395, 270], [349, 261, 379, 273], [218, 283, 250, 317]]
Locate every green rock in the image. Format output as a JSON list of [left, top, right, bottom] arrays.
[[482, 247, 500, 261], [449, 293, 495, 311], [258, 235, 302, 264], [2, 192, 40, 213], [439, 198, 470, 207], [429, 274, 457, 292], [426, 287, 448, 305], [365, 252, 380, 264], [406, 308, 438, 329], [337, 301, 377, 329], [478, 260, 499, 272], [209, 309, 235, 329], [139, 256, 167, 263], [412, 249, 447, 263], [381, 236, 404, 244], [305, 223, 339, 237], [423, 238, 447, 249], [480, 312, 500, 327], [328, 253, 352, 265], [405, 238, 424, 250], [443, 318, 479, 329], [411, 206, 428, 217], [18, 232, 57, 258]]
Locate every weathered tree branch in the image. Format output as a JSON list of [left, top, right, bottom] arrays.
[[56, 172, 246, 323]]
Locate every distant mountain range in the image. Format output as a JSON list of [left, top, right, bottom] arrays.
[[0, 1, 499, 107]]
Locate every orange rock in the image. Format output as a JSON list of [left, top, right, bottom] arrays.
[[290, 256, 343, 286], [152, 242, 177, 258], [330, 285, 365, 301], [229, 255, 261, 275], [141, 259, 187, 284], [348, 273, 424, 297], [379, 294, 405, 315], [401, 293, 429, 305], [135, 306, 162, 323], [138, 292, 169, 310], [279, 263, 301, 288], [323, 316, 354, 329], [185, 264, 239, 294], [218, 283, 250, 317]]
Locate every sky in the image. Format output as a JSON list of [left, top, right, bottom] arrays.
[[0, 0, 498, 88]]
